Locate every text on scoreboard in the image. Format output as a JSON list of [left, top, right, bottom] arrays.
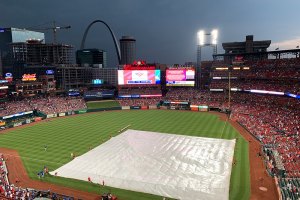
[[166, 69, 195, 86]]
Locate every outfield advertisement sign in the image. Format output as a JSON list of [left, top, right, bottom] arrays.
[[118, 94, 162, 98], [199, 105, 209, 112], [13, 122, 22, 127], [34, 117, 42, 122], [77, 110, 87, 114], [148, 105, 157, 109], [47, 114, 57, 118], [130, 106, 141, 110], [59, 113, 66, 117], [122, 106, 130, 110], [84, 91, 114, 100], [190, 105, 199, 111], [2, 111, 33, 120], [141, 106, 148, 110], [67, 111, 75, 116]]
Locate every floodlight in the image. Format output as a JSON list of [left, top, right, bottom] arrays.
[[211, 29, 218, 45], [197, 30, 205, 45]]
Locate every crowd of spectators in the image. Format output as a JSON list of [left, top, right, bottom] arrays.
[[0, 154, 37, 199], [278, 177, 300, 200], [118, 87, 162, 96], [165, 88, 226, 107], [30, 97, 86, 115], [0, 154, 77, 199], [229, 93, 300, 180], [0, 101, 32, 117], [212, 67, 300, 79], [209, 79, 300, 94], [210, 58, 300, 97], [0, 96, 87, 117]]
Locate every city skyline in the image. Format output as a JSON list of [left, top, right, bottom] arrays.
[[1, 0, 300, 67]]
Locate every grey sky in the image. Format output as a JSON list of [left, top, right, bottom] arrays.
[[1, 0, 300, 67]]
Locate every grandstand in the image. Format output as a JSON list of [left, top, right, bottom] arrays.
[[0, 53, 299, 199]]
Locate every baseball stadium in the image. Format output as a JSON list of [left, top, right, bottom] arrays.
[[0, 20, 299, 200]]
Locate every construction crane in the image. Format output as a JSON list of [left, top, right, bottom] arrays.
[[28, 21, 71, 44]]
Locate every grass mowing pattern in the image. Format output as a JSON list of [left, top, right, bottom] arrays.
[[86, 100, 120, 109], [0, 110, 250, 200]]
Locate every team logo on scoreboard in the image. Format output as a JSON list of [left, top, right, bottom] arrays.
[[135, 72, 144, 77]]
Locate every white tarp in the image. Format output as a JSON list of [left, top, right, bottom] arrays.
[[50, 130, 235, 200]]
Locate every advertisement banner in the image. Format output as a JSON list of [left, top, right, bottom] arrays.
[[78, 110, 87, 114], [84, 90, 114, 99], [130, 106, 141, 110], [199, 105, 209, 112], [22, 74, 37, 81], [13, 122, 22, 127], [2, 111, 33, 120], [59, 113, 66, 117], [148, 105, 157, 110], [47, 114, 57, 118], [190, 105, 199, 111], [34, 117, 42, 122], [0, 121, 6, 126], [141, 106, 148, 110], [170, 106, 176, 110], [25, 119, 31, 124], [122, 106, 130, 110]]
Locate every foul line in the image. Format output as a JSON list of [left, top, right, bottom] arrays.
[[220, 116, 229, 139]]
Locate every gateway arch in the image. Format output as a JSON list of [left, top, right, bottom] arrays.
[[80, 20, 121, 65]]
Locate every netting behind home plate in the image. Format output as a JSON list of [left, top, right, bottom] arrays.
[[50, 130, 235, 200]]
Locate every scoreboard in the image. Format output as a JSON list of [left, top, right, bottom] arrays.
[[118, 70, 161, 85], [166, 69, 195, 86]]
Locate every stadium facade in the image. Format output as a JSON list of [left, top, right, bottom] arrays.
[[217, 35, 271, 63]]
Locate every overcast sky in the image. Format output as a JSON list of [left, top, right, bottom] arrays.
[[1, 0, 300, 67]]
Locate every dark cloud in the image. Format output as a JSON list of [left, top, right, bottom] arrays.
[[1, 0, 300, 67]]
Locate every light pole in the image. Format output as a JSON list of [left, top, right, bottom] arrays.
[[196, 29, 218, 67], [196, 29, 218, 88]]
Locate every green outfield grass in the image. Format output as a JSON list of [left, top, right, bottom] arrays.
[[86, 100, 120, 109], [0, 110, 250, 200]]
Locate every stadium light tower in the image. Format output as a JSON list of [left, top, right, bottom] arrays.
[[196, 29, 218, 68], [196, 29, 218, 89]]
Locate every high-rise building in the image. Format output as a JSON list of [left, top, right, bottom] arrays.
[[76, 49, 107, 68], [3, 40, 73, 78], [120, 36, 136, 65], [0, 28, 45, 74]]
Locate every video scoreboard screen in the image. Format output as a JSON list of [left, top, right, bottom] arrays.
[[118, 70, 161, 85], [166, 69, 195, 86]]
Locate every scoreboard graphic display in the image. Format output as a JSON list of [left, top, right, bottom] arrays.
[[118, 70, 161, 85], [166, 69, 195, 86]]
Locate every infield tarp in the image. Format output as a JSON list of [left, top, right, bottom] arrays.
[[50, 130, 235, 200]]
